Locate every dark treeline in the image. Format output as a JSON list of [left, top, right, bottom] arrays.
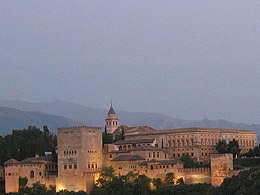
[[0, 126, 57, 165]]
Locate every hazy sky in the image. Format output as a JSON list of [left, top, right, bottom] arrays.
[[0, 1, 259, 124]]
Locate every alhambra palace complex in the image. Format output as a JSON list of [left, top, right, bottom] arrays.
[[3, 105, 257, 193]]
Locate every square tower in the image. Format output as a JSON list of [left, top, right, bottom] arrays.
[[211, 153, 233, 186], [56, 126, 103, 192]]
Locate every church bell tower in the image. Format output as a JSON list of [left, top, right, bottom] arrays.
[[105, 102, 119, 134]]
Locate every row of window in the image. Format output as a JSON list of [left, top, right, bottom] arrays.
[[64, 150, 77, 155], [118, 164, 176, 170], [106, 121, 118, 126], [5, 173, 18, 176], [87, 164, 98, 169], [148, 152, 160, 158], [87, 150, 97, 154], [170, 153, 194, 158], [118, 143, 151, 150], [20, 165, 42, 168], [64, 164, 77, 170]]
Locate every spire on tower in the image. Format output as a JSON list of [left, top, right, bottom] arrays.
[[105, 102, 119, 134]]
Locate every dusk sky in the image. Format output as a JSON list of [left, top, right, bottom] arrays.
[[0, 1, 259, 124]]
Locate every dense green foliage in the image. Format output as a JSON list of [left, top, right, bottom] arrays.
[[19, 177, 28, 188], [216, 139, 240, 157], [91, 167, 152, 195], [234, 158, 260, 168], [153, 183, 214, 195], [242, 144, 260, 157], [6, 182, 87, 195], [214, 167, 260, 195], [0, 179, 4, 194], [180, 154, 210, 168], [102, 126, 126, 145], [0, 126, 57, 165], [102, 127, 113, 145]]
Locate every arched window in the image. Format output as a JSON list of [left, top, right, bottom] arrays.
[[150, 165, 153, 170], [30, 171, 34, 178]]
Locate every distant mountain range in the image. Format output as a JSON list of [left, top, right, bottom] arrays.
[[0, 106, 81, 135], [0, 100, 259, 141]]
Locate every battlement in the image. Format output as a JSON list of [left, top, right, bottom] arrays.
[[57, 126, 102, 133], [177, 167, 210, 173]]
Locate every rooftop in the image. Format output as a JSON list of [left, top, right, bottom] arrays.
[[114, 139, 155, 145], [126, 127, 256, 136], [132, 145, 164, 151], [111, 155, 145, 161], [108, 106, 116, 115], [139, 159, 180, 166], [4, 158, 20, 164]]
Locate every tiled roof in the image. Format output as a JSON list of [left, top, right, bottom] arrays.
[[128, 127, 255, 136], [108, 106, 116, 115], [132, 145, 163, 151], [114, 139, 155, 145], [111, 155, 145, 161], [19, 156, 52, 164], [113, 125, 157, 135], [139, 159, 180, 166], [4, 158, 19, 164]]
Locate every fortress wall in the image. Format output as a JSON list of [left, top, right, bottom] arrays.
[[176, 167, 211, 184]]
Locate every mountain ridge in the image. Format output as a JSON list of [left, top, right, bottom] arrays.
[[0, 100, 259, 141], [0, 106, 81, 135]]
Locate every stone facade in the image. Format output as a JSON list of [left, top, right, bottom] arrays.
[[210, 153, 234, 186], [56, 126, 103, 193], [4, 106, 257, 193], [4, 156, 56, 193], [114, 125, 257, 162]]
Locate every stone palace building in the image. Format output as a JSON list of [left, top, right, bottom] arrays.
[[4, 105, 257, 193]]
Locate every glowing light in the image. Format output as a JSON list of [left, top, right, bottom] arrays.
[[56, 184, 65, 192]]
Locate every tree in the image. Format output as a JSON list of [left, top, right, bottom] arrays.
[[216, 140, 228, 154], [96, 166, 115, 186], [133, 175, 152, 195], [19, 176, 28, 188], [228, 139, 240, 157], [180, 154, 194, 168], [0, 126, 57, 166], [152, 178, 163, 189], [102, 126, 113, 146], [164, 173, 175, 186]]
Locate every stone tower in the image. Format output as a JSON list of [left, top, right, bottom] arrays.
[[211, 153, 233, 186], [56, 126, 103, 193], [105, 103, 119, 134]]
